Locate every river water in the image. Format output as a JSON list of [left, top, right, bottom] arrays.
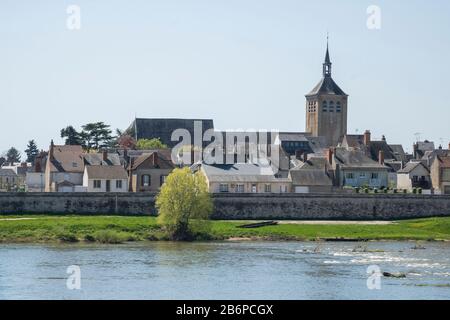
[[0, 241, 449, 300]]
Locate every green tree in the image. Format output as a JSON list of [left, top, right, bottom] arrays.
[[6, 147, 21, 165], [24, 140, 39, 164], [156, 167, 213, 241], [81, 122, 113, 150], [60, 126, 82, 145], [136, 138, 168, 150], [0, 156, 5, 166]]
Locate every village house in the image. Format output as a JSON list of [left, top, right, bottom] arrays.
[[128, 151, 175, 192], [83, 165, 128, 192], [0, 168, 18, 191], [330, 147, 389, 189], [289, 155, 333, 193], [44, 141, 85, 192], [430, 155, 450, 194], [194, 162, 291, 194], [397, 161, 431, 191]]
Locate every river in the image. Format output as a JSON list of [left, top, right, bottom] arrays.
[[0, 241, 449, 300]]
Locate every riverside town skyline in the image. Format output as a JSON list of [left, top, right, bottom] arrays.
[[1, 0, 449, 306]]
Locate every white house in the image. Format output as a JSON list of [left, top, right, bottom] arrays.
[[397, 161, 431, 191], [83, 165, 128, 192], [193, 162, 291, 194]]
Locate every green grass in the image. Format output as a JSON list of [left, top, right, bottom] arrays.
[[0, 215, 449, 243]]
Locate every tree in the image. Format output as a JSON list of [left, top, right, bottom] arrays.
[[136, 138, 168, 150], [0, 156, 5, 167], [117, 134, 136, 150], [6, 147, 21, 165], [81, 122, 113, 150], [61, 126, 82, 145], [156, 167, 213, 241], [24, 140, 39, 164]]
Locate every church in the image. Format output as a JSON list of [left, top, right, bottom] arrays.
[[305, 41, 348, 147]]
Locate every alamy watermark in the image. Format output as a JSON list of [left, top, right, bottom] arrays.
[[66, 5, 81, 30], [366, 265, 382, 290], [66, 265, 81, 290], [170, 121, 281, 173], [367, 5, 382, 30]]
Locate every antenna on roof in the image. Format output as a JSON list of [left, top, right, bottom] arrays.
[[414, 132, 422, 142]]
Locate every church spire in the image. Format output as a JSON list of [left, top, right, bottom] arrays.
[[323, 35, 332, 77]]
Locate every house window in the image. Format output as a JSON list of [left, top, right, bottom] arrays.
[[160, 175, 168, 186], [371, 173, 379, 179], [264, 184, 272, 193], [142, 175, 151, 187], [116, 180, 122, 189], [219, 184, 229, 193], [412, 176, 419, 182], [346, 173, 354, 179], [360, 173, 366, 178], [93, 180, 101, 189], [236, 184, 245, 193], [251, 184, 257, 193]]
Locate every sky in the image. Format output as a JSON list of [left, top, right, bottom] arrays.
[[1, 0, 449, 156]]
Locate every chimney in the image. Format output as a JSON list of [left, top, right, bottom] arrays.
[[326, 148, 334, 165], [379, 150, 385, 165], [49, 140, 54, 161], [151, 152, 159, 166], [295, 150, 303, 160], [363, 130, 371, 146], [303, 152, 308, 162], [448, 142, 450, 150], [102, 150, 108, 162], [413, 142, 419, 159], [381, 135, 386, 142]]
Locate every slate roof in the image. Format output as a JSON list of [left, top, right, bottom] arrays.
[[126, 118, 214, 148], [397, 161, 429, 174], [200, 163, 289, 183], [85, 165, 128, 180], [342, 134, 364, 149], [83, 153, 122, 166], [306, 77, 347, 97], [334, 148, 387, 169], [289, 157, 332, 186]]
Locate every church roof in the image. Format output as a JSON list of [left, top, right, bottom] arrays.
[[306, 76, 347, 97]]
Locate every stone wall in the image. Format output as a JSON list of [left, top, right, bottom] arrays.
[[211, 193, 450, 220], [1, 192, 450, 220], [0, 193, 156, 215]]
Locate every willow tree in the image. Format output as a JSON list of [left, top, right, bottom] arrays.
[[156, 167, 213, 241]]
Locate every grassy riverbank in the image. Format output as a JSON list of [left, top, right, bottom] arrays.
[[0, 215, 450, 243]]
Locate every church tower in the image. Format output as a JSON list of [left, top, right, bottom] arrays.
[[305, 40, 348, 147]]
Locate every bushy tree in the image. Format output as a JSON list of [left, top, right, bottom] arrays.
[[136, 138, 168, 150], [6, 147, 21, 165], [156, 167, 213, 240], [0, 156, 5, 167], [24, 140, 39, 164], [61, 126, 82, 145], [81, 122, 113, 150]]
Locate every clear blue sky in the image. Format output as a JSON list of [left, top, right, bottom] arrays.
[[1, 0, 449, 156]]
